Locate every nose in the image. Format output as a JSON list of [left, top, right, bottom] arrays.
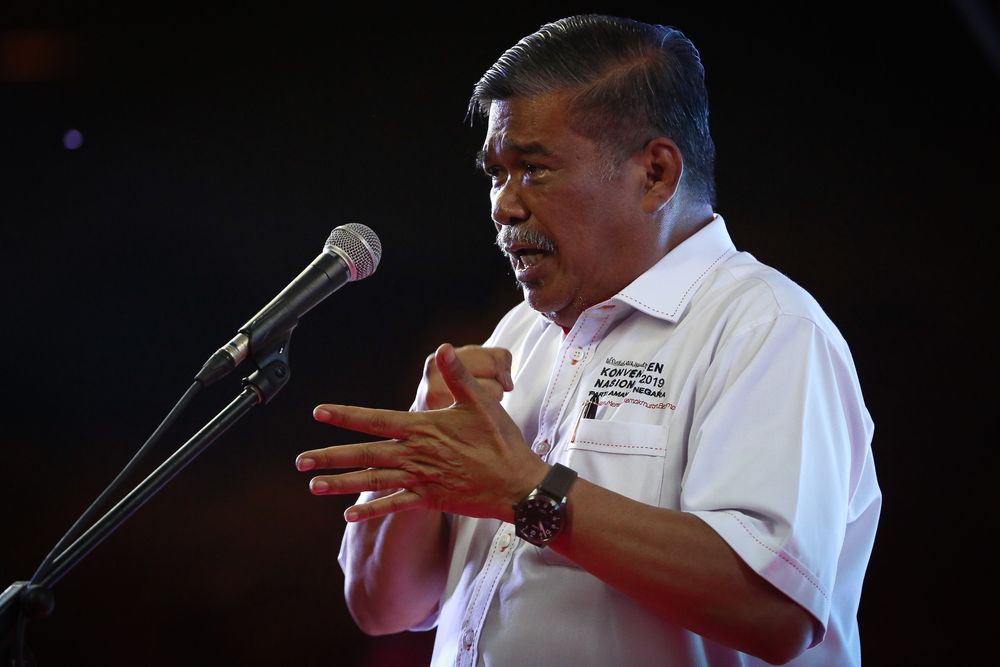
[[491, 179, 529, 227]]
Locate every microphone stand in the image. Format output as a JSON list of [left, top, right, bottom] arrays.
[[1, 335, 295, 665]]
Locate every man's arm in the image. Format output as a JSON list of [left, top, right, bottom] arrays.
[[335, 499, 448, 635], [551, 479, 818, 665], [302, 343, 814, 662]]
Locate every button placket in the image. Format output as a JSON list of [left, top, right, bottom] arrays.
[[498, 531, 513, 551], [537, 312, 610, 455], [455, 525, 518, 666], [454, 309, 617, 667]]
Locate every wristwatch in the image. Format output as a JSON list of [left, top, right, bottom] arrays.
[[513, 463, 578, 547]]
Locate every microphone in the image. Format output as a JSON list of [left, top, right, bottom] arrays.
[[195, 223, 382, 386]]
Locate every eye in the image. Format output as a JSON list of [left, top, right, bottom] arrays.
[[522, 162, 548, 179], [481, 164, 502, 181]]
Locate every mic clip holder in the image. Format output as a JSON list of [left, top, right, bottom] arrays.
[[241, 326, 294, 405]]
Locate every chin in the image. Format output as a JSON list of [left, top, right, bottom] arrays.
[[522, 284, 553, 311], [522, 285, 572, 324]]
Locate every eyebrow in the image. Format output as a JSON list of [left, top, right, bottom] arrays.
[[475, 141, 553, 170]]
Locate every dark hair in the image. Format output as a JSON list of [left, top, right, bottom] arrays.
[[469, 14, 716, 204]]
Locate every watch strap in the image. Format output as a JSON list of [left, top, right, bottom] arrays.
[[537, 463, 577, 502]]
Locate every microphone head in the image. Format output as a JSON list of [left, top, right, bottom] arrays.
[[325, 223, 382, 281]]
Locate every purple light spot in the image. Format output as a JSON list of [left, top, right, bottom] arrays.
[[63, 129, 84, 150]]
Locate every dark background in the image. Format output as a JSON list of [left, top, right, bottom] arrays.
[[1, 3, 996, 665]]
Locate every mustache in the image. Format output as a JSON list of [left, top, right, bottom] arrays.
[[495, 227, 557, 254]]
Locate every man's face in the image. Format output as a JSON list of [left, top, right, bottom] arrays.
[[482, 90, 660, 328]]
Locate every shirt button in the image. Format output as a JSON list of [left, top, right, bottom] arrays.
[[499, 533, 512, 549], [462, 628, 475, 649], [532, 439, 551, 456]]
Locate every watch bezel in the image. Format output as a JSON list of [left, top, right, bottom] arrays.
[[513, 464, 577, 547], [513, 490, 567, 547]]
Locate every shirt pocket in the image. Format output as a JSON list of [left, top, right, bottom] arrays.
[[567, 418, 669, 505], [536, 419, 669, 568]]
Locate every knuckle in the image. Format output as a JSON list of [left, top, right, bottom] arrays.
[[456, 344, 480, 359], [385, 494, 404, 514], [368, 413, 389, 433], [406, 414, 435, 438], [486, 346, 510, 369], [360, 444, 376, 469], [481, 380, 503, 401]]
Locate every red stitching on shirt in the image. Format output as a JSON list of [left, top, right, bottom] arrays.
[[467, 529, 501, 609], [722, 510, 830, 602], [463, 529, 514, 661], [571, 441, 666, 453], [557, 316, 612, 427], [540, 315, 612, 437], [539, 326, 582, 435], [623, 249, 732, 318]]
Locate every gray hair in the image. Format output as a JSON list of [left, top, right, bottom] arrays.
[[469, 14, 716, 204]]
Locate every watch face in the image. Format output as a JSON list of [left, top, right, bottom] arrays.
[[515, 495, 564, 545]]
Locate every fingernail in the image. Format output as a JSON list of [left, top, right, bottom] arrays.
[[314, 407, 332, 421], [344, 507, 359, 522], [310, 479, 329, 493], [296, 457, 315, 471]]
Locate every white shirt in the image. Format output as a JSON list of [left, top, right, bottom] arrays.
[[345, 215, 881, 666]]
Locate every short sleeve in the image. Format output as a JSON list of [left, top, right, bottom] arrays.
[[681, 312, 875, 641]]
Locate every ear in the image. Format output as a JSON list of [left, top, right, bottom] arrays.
[[640, 138, 683, 214]]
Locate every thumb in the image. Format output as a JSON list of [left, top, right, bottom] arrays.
[[434, 343, 483, 405]]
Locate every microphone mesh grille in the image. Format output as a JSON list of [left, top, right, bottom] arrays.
[[325, 223, 382, 280]]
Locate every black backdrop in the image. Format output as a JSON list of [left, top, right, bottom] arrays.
[[2, 3, 996, 665]]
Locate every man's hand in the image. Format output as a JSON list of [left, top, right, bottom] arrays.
[[297, 343, 546, 523], [414, 345, 514, 411]]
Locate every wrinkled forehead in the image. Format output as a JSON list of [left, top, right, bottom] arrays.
[[483, 100, 517, 151], [484, 98, 509, 132], [482, 91, 583, 155]]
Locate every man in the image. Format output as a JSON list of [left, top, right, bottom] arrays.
[[296, 15, 880, 666]]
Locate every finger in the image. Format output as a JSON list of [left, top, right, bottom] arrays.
[[488, 347, 515, 392], [308, 468, 413, 495], [434, 343, 484, 405], [313, 403, 413, 439], [477, 378, 506, 403], [452, 345, 508, 380], [344, 488, 426, 522], [453, 346, 514, 391], [295, 440, 408, 471]]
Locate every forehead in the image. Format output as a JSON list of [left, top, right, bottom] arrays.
[[483, 90, 588, 156]]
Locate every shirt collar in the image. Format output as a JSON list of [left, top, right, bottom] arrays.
[[612, 214, 735, 323], [532, 214, 736, 331]]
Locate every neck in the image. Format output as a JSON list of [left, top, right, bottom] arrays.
[[657, 202, 716, 256], [549, 204, 717, 330]]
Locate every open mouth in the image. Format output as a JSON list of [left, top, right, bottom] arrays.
[[511, 248, 549, 271], [497, 228, 557, 278]]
